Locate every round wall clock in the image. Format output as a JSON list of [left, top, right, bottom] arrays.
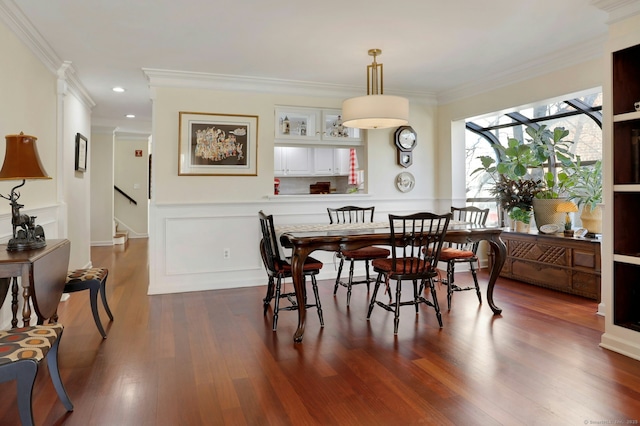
[[394, 126, 417, 168]]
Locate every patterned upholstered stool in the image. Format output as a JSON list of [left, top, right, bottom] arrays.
[[0, 324, 73, 425], [64, 268, 114, 338]]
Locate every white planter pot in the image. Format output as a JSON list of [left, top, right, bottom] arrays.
[[580, 203, 603, 234], [514, 221, 530, 233]]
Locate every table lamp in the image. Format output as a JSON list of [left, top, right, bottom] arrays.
[[556, 201, 578, 237], [0, 132, 51, 251]]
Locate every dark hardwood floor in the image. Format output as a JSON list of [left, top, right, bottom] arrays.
[[1, 238, 640, 425]]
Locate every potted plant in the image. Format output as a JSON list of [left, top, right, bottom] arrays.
[[509, 206, 532, 233], [472, 153, 541, 230], [560, 157, 603, 234], [472, 125, 575, 230], [528, 126, 574, 198], [525, 125, 576, 230]]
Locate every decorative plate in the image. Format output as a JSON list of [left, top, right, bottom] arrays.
[[539, 224, 560, 234], [574, 228, 589, 237], [395, 172, 415, 193]]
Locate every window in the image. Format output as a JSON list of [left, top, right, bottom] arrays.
[[465, 92, 602, 226]]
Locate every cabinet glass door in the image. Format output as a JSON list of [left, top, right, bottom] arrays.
[[322, 110, 361, 142], [275, 107, 320, 141]]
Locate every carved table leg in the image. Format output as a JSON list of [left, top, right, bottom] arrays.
[[291, 247, 312, 343], [11, 277, 18, 328], [22, 282, 31, 327], [486, 234, 506, 315]]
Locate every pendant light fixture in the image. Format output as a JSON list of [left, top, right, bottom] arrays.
[[341, 49, 409, 130]]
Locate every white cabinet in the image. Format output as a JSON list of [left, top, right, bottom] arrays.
[[312, 148, 352, 176], [314, 148, 336, 175], [275, 106, 361, 145], [275, 147, 353, 176], [274, 147, 312, 176], [334, 148, 352, 175]]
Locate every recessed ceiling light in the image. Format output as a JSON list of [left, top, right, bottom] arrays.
[[125, 114, 135, 118], [112, 87, 125, 93]]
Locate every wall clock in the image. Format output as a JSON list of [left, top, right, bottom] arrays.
[[394, 125, 417, 168]]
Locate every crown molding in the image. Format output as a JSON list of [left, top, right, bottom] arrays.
[[590, 0, 640, 24], [58, 61, 96, 111], [142, 68, 437, 105], [0, 0, 95, 110], [90, 126, 150, 140], [91, 125, 118, 136], [92, 117, 152, 136], [0, 0, 60, 74], [114, 131, 150, 141], [437, 35, 606, 105]]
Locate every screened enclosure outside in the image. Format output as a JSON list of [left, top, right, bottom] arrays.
[[465, 92, 602, 226]]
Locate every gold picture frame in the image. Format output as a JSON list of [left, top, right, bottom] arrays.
[[178, 111, 258, 176]]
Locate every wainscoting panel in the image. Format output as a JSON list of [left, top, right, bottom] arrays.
[[148, 198, 439, 295], [165, 215, 260, 275]]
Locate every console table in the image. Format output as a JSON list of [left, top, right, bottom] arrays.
[[0, 239, 71, 327], [496, 231, 601, 300]]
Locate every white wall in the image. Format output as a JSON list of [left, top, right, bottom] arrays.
[[147, 80, 439, 294], [90, 129, 115, 245], [62, 89, 92, 269], [0, 17, 93, 328], [114, 134, 149, 237], [436, 57, 604, 205], [0, 21, 58, 213]]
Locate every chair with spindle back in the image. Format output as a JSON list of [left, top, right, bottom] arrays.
[[367, 212, 451, 334], [439, 206, 489, 310], [327, 206, 391, 307], [259, 211, 324, 331]]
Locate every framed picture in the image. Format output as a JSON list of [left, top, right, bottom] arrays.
[[75, 133, 88, 172], [178, 111, 259, 176]]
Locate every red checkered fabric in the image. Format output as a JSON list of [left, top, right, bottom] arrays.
[[348, 148, 358, 185]]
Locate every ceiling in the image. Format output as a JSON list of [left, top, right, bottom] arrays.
[[3, 0, 611, 135]]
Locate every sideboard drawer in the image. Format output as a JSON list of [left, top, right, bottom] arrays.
[[511, 259, 571, 291]]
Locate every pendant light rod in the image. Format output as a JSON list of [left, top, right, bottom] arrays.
[[367, 49, 382, 95]]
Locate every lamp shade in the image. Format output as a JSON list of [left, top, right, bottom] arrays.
[[0, 132, 50, 180], [341, 94, 409, 129], [556, 201, 578, 213]]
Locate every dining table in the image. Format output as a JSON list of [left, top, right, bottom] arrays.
[[278, 221, 506, 343]]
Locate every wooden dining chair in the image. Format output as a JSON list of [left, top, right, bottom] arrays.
[[327, 206, 390, 306], [439, 206, 489, 310], [258, 211, 324, 331], [367, 212, 451, 334], [0, 324, 74, 426]]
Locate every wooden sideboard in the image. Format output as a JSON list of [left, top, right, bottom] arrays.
[[494, 231, 601, 300]]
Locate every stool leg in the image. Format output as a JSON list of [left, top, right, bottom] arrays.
[[100, 278, 114, 321], [47, 334, 74, 411], [14, 361, 38, 426], [90, 285, 108, 338]]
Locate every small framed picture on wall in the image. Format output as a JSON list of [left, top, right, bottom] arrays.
[[75, 133, 88, 172]]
